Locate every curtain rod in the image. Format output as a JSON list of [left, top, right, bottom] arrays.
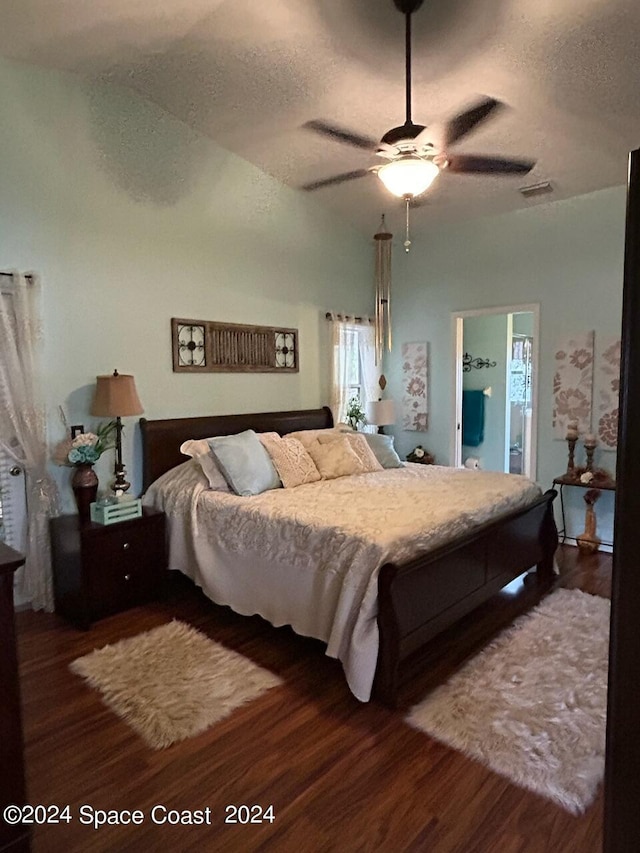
[[325, 312, 369, 322], [1, 271, 34, 281]]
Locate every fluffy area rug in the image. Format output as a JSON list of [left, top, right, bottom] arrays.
[[70, 620, 282, 749], [406, 588, 610, 814]]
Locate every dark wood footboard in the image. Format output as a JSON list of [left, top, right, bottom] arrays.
[[374, 488, 558, 707]]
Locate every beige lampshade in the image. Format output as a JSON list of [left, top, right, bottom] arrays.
[[90, 371, 144, 417], [366, 399, 396, 427]]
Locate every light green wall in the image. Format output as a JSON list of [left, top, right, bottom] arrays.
[[388, 185, 626, 544], [0, 57, 372, 508]]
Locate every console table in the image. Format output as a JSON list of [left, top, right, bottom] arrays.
[[0, 541, 30, 852], [552, 472, 616, 548]]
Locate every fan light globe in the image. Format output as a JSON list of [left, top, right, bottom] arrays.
[[377, 156, 439, 198]]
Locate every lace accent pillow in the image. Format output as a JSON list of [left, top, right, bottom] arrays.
[[258, 434, 321, 488], [318, 432, 383, 473], [306, 436, 365, 480]]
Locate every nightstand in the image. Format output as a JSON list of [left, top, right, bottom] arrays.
[[50, 507, 166, 629]]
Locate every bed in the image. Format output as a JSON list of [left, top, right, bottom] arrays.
[[140, 407, 558, 706]]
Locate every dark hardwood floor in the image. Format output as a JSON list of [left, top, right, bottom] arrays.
[[15, 545, 610, 853]]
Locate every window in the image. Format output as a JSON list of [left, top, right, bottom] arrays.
[[329, 317, 378, 427], [345, 327, 363, 404]]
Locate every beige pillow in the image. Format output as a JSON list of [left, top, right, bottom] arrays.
[[179, 438, 230, 491], [306, 436, 364, 479], [258, 434, 321, 488], [318, 432, 383, 473], [287, 427, 346, 448]]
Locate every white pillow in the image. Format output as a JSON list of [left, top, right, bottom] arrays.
[[306, 436, 365, 479], [179, 438, 230, 491], [317, 432, 383, 473], [259, 434, 321, 488]]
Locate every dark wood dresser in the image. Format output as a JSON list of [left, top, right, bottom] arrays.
[[0, 541, 30, 853]]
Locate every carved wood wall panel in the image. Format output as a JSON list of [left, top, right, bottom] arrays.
[[172, 318, 298, 373]]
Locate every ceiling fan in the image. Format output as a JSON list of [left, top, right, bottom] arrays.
[[300, 0, 535, 204]]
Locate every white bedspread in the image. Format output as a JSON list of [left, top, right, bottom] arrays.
[[144, 462, 541, 701]]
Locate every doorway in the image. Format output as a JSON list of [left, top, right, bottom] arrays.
[[451, 304, 540, 479]]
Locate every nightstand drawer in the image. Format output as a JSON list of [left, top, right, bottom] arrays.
[[86, 524, 154, 573], [88, 558, 156, 620]]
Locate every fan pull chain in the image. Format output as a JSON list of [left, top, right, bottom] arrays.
[[404, 197, 411, 253]]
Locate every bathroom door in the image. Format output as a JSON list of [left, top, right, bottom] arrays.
[[452, 304, 539, 478]]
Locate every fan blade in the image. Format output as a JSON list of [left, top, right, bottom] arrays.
[[446, 154, 535, 175], [302, 120, 378, 152], [300, 169, 371, 191], [444, 97, 504, 147]]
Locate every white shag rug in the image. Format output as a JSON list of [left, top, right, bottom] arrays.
[[406, 588, 610, 814], [70, 620, 282, 749]]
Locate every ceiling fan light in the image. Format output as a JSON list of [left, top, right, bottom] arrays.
[[377, 156, 439, 198]]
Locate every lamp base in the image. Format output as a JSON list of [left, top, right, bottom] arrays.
[[112, 463, 131, 496], [111, 416, 131, 496]]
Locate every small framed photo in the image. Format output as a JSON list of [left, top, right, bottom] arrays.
[[70, 425, 84, 439]]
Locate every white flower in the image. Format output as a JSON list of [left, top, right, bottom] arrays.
[[71, 432, 98, 448], [414, 447, 425, 458], [580, 471, 594, 484]]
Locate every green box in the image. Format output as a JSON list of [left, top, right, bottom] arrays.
[[90, 498, 142, 525]]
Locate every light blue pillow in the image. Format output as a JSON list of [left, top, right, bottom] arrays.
[[362, 433, 404, 469], [207, 430, 281, 496]]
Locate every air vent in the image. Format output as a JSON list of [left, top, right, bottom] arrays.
[[519, 181, 554, 199]]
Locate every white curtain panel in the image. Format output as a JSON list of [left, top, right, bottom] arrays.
[[0, 273, 59, 610], [329, 316, 379, 428], [357, 321, 380, 402], [330, 318, 353, 426]]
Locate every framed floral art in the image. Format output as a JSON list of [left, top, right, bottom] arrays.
[[552, 331, 594, 439], [552, 331, 621, 449], [401, 342, 428, 431], [595, 337, 621, 450]]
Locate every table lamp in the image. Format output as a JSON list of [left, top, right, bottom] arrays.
[[365, 399, 396, 434], [91, 370, 144, 495]]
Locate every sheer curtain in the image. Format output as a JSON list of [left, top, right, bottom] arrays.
[[329, 315, 380, 427], [0, 273, 59, 610], [330, 318, 353, 425], [358, 322, 380, 410]]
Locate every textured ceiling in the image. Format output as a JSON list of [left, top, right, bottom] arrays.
[[2, 0, 640, 235]]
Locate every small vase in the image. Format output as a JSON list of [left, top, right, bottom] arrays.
[[577, 503, 601, 555], [71, 464, 98, 524]]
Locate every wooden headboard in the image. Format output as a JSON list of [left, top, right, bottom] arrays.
[[140, 406, 333, 491]]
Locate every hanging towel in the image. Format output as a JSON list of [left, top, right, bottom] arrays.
[[462, 389, 485, 447]]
